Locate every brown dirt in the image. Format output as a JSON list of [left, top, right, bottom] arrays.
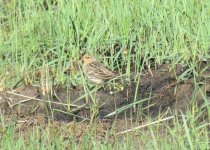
[[0, 63, 209, 144]]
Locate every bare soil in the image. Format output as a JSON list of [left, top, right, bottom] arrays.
[[0, 63, 209, 144]]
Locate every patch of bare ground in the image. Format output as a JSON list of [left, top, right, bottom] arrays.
[[0, 63, 209, 144]]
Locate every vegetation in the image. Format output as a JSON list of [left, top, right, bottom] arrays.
[[0, 0, 209, 149]]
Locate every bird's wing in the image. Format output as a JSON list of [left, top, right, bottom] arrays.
[[89, 62, 115, 79]]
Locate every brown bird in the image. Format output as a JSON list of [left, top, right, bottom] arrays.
[[82, 54, 117, 84]]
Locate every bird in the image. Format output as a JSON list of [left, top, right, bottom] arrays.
[[82, 54, 117, 84]]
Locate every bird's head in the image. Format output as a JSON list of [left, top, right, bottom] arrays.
[[82, 54, 96, 65]]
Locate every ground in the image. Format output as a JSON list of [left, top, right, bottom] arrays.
[[0, 63, 209, 148]]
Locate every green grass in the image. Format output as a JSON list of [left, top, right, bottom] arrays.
[[0, 0, 210, 149], [0, 106, 209, 149], [1, 0, 209, 87]]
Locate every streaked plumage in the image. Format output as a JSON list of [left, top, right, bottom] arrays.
[[82, 55, 116, 84]]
